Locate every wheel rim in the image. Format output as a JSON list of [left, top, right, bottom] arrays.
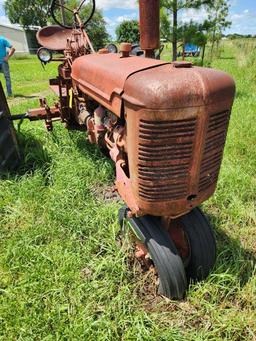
[[164, 218, 191, 267]]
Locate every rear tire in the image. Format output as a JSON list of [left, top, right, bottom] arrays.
[[0, 81, 20, 171]]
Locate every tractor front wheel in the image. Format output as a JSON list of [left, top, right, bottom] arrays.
[[119, 207, 187, 300], [171, 207, 216, 282]]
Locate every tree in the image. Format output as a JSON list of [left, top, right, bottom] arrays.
[[178, 20, 209, 64], [85, 10, 110, 50], [160, 0, 213, 61], [207, 0, 231, 59], [160, 7, 171, 42], [116, 20, 140, 44], [193, 26, 208, 64], [4, 0, 50, 28]]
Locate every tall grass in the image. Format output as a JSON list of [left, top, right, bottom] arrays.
[[232, 38, 256, 67]]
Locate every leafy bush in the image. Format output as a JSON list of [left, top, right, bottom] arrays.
[[115, 20, 140, 44]]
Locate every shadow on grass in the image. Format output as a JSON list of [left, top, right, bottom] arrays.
[[13, 94, 38, 99], [219, 56, 235, 60], [0, 131, 52, 183], [208, 213, 256, 288], [71, 133, 113, 165], [235, 90, 250, 99]]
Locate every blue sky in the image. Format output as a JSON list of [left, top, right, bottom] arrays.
[[0, 0, 256, 37]]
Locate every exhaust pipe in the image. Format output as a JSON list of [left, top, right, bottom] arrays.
[[139, 0, 160, 58]]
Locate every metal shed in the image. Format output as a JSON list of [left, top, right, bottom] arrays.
[[0, 23, 29, 53]]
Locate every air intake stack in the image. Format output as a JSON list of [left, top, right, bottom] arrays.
[[139, 0, 160, 58]]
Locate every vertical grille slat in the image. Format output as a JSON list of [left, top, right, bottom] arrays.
[[138, 118, 196, 202], [199, 110, 230, 193]]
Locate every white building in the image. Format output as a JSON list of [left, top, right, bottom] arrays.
[[0, 24, 29, 53]]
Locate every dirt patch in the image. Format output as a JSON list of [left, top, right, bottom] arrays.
[[92, 183, 122, 203]]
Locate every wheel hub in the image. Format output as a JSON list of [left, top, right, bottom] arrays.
[[161, 217, 191, 264]]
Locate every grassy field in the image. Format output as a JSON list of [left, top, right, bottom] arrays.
[[0, 40, 255, 340]]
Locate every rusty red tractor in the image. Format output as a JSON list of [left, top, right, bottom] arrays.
[[0, 0, 235, 299]]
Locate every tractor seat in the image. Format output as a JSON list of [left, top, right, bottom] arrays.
[[37, 25, 71, 51]]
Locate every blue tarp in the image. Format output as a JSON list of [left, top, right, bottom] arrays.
[[185, 43, 200, 53]]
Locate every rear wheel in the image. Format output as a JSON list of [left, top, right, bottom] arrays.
[[119, 207, 187, 300], [0, 81, 20, 171]]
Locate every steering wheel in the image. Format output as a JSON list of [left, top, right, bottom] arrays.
[[50, 0, 96, 29]]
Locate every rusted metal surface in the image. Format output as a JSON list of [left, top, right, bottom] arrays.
[[106, 126, 141, 215], [124, 64, 235, 109], [198, 110, 231, 193], [98, 48, 109, 54], [37, 25, 72, 51], [38, 25, 94, 63], [139, 0, 160, 52], [27, 100, 61, 131], [120, 43, 132, 58], [71, 52, 235, 217], [72, 54, 168, 116], [172, 61, 193, 68], [123, 64, 235, 217], [115, 159, 140, 215], [162, 217, 190, 261], [27, 106, 60, 119], [50, 84, 67, 97]]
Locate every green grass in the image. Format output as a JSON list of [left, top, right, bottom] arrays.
[[0, 41, 256, 340]]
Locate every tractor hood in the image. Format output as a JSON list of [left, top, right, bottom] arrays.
[[71, 53, 235, 116]]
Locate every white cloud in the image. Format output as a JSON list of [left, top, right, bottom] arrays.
[[230, 9, 255, 23], [104, 16, 116, 27], [179, 6, 256, 35], [97, 0, 137, 10], [179, 8, 207, 24], [104, 12, 138, 38], [231, 13, 244, 20], [116, 12, 137, 23], [227, 8, 256, 35]]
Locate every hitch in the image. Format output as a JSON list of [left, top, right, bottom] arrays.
[[10, 113, 29, 121], [10, 99, 61, 131]]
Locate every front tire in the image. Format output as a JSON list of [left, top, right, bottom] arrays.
[[119, 207, 187, 300], [174, 207, 216, 282]]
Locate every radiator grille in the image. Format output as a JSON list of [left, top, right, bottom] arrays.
[[199, 110, 230, 192], [138, 118, 196, 201]]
